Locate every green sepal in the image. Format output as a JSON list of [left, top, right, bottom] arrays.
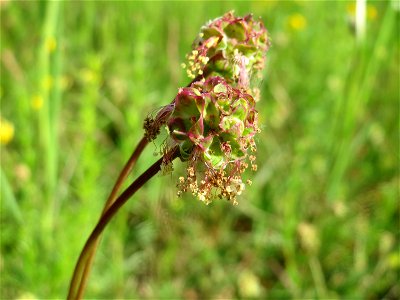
[[201, 27, 221, 40], [232, 98, 248, 121], [204, 139, 224, 169], [214, 83, 227, 94], [180, 140, 194, 161], [220, 116, 244, 137], [236, 44, 257, 56], [223, 21, 246, 41]]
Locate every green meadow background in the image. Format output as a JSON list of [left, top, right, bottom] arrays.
[[1, 1, 398, 299]]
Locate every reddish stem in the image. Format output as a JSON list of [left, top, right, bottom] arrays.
[[67, 146, 179, 300], [103, 137, 149, 213], [74, 137, 148, 298], [69, 72, 211, 299]]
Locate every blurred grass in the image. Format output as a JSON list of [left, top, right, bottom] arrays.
[[1, 1, 399, 299]]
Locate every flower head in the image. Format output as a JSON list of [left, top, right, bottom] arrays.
[[145, 12, 269, 144], [0, 117, 14, 145], [288, 13, 307, 31], [143, 12, 268, 204], [183, 11, 270, 93], [168, 76, 259, 205]]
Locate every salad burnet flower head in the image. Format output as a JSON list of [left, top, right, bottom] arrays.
[[144, 11, 270, 204], [168, 76, 260, 205], [183, 11, 270, 96]]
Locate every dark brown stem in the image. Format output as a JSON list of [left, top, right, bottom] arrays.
[[67, 146, 180, 300], [103, 137, 149, 213], [74, 137, 148, 299]]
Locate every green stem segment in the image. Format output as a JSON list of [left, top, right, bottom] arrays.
[[75, 136, 149, 299], [67, 146, 179, 300]]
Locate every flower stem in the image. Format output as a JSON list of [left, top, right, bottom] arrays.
[[69, 73, 210, 299], [67, 146, 179, 300], [73, 136, 148, 299], [103, 137, 149, 213]]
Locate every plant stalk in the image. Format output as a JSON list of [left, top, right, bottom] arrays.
[[75, 136, 148, 298], [67, 146, 179, 300], [70, 64, 210, 299]]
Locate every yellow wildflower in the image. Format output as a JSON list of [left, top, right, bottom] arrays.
[[288, 13, 307, 31], [31, 95, 44, 110], [347, 3, 378, 20], [367, 5, 377, 20], [347, 3, 356, 16], [45, 36, 57, 53], [42, 75, 53, 91], [388, 252, 400, 269], [0, 117, 14, 145]]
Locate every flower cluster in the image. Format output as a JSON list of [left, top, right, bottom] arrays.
[[182, 11, 270, 95], [168, 76, 259, 204], [144, 11, 269, 204]]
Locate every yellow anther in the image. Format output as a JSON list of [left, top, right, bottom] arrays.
[[188, 167, 195, 177]]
